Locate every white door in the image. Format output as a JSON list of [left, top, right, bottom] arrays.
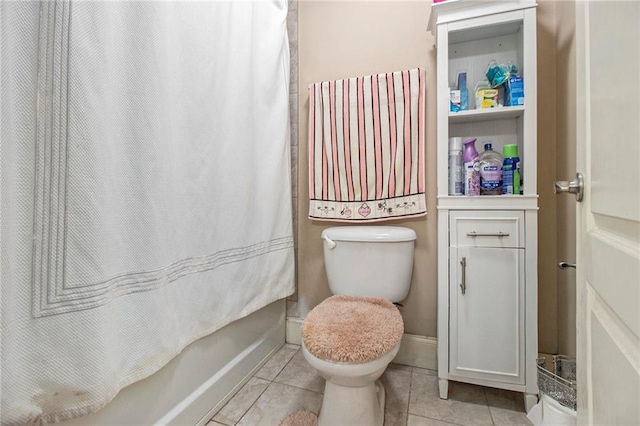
[[575, 1, 640, 424]]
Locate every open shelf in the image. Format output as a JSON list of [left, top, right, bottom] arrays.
[[449, 106, 525, 124]]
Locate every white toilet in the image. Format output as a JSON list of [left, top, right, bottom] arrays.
[[301, 226, 416, 426]]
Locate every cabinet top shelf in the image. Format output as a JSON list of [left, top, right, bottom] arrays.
[[449, 106, 524, 124], [427, 0, 537, 36]]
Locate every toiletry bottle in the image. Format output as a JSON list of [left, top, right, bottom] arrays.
[[478, 143, 503, 195], [450, 87, 461, 112], [505, 64, 525, 107], [448, 137, 464, 195], [458, 72, 468, 111], [502, 144, 521, 195], [462, 137, 480, 196]]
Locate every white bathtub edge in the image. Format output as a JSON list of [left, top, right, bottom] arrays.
[[61, 300, 286, 426]]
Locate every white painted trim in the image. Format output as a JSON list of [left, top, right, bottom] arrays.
[[286, 316, 437, 370], [286, 316, 304, 346]]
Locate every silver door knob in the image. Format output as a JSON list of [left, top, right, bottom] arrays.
[[554, 172, 584, 202]]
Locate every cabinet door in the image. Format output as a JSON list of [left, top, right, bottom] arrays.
[[449, 246, 525, 385]]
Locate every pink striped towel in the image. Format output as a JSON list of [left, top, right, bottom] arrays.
[[308, 68, 426, 222]]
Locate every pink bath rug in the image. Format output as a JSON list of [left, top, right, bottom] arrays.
[[279, 410, 318, 426]]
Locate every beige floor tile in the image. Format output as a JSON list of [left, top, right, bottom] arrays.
[[484, 387, 532, 425], [213, 377, 270, 425], [213, 341, 538, 426], [283, 343, 300, 350], [385, 410, 408, 426], [254, 345, 298, 381], [409, 374, 493, 425], [389, 363, 414, 372], [412, 367, 438, 377], [484, 387, 526, 411], [407, 414, 459, 426], [381, 365, 412, 413], [489, 406, 533, 426], [236, 382, 322, 426], [446, 381, 489, 404], [274, 350, 325, 393]]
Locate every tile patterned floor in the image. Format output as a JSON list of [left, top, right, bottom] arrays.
[[207, 344, 532, 426]]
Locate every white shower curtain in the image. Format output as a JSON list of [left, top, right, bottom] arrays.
[[0, 1, 294, 424]]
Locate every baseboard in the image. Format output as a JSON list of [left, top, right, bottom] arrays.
[[286, 316, 304, 345], [286, 316, 437, 370], [394, 333, 437, 370]]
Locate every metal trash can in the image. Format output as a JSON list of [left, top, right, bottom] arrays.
[[527, 355, 577, 425], [537, 355, 577, 411]]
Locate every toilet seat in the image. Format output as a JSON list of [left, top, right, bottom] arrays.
[[301, 295, 404, 364]]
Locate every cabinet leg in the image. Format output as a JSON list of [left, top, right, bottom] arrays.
[[438, 379, 449, 399], [523, 393, 538, 413]]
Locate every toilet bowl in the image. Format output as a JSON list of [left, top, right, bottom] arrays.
[[302, 341, 400, 426], [301, 226, 416, 426], [302, 295, 404, 426]]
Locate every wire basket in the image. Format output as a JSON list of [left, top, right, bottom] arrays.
[[537, 355, 577, 411]]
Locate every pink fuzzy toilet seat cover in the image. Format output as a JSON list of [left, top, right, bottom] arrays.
[[301, 295, 404, 364]]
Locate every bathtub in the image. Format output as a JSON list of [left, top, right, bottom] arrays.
[[61, 299, 286, 425]]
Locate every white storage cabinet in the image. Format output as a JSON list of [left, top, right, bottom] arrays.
[[428, 0, 539, 411]]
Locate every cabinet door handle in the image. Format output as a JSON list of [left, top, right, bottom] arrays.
[[467, 231, 510, 237], [460, 257, 467, 295]]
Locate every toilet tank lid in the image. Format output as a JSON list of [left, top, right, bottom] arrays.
[[322, 226, 417, 242]]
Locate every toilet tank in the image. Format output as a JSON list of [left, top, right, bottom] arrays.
[[321, 226, 417, 303]]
